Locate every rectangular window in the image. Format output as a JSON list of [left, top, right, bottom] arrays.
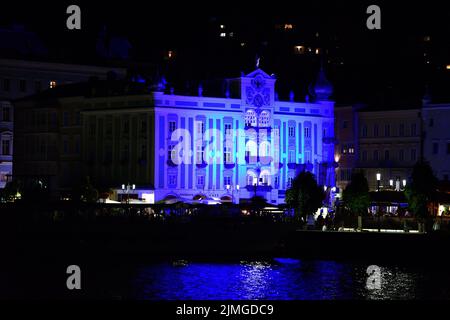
[[224, 146, 232, 163], [168, 145, 176, 161], [399, 149, 404, 161], [63, 138, 68, 155], [429, 118, 434, 127], [362, 150, 367, 162], [74, 137, 80, 154], [225, 123, 232, 136], [373, 125, 379, 137], [385, 150, 390, 161], [19, 80, 26, 92], [289, 150, 295, 163], [305, 150, 311, 163], [304, 127, 311, 138], [433, 142, 439, 155], [411, 123, 417, 136], [196, 122, 205, 135], [348, 146, 355, 154], [288, 126, 295, 137], [49, 80, 57, 89], [342, 121, 348, 129], [287, 177, 293, 188], [63, 112, 69, 127], [141, 119, 147, 134], [75, 112, 81, 126], [168, 174, 177, 187], [2, 107, 10, 122], [399, 124, 405, 137], [169, 121, 177, 133], [411, 149, 417, 162], [123, 120, 129, 135], [373, 150, 379, 161], [196, 145, 203, 163], [385, 124, 390, 137], [2, 140, 10, 156], [3, 79, 10, 92], [224, 176, 232, 187], [197, 175, 205, 186], [362, 125, 367, 137]]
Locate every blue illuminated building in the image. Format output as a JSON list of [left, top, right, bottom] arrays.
[[151, 68, 335, 204]]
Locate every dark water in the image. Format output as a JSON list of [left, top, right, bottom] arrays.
[[2, 258, 450, 299]]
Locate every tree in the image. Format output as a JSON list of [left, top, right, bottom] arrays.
[[79, 176, 98, 203], [342, 171, 370, 217], [286, 171, 324, 220], [405, 161, 438, 221]]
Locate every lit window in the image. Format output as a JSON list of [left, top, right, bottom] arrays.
[[284, 24, 293, 30], [446, 65, 450, 70], [224, 146, 232, 164], [220, 25, 225, 29], [196, 145, 204, 163], [259, 111, 270, 127], [294, 46, 305, 54], [245, 109, 257, 127], [224, 123, 232, 136], [49, 81, 57, 89], [315, 48, 320, 55], [220, 33, 226, 37]]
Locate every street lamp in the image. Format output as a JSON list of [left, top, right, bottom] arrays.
[[376, 173, 381, 192], [402, 179, 407, 188], [122, 183, 136, 204]]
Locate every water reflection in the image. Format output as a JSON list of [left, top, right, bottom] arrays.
[[131, 259, 436, 300]]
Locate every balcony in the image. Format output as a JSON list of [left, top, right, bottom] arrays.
[[245, 184, 273, 192], [258, 156, 273, 165], [196, 161, 208, 169], [288, 162, 301, 170], [245, 155, 258, 164], [224, 162, 235, 169]]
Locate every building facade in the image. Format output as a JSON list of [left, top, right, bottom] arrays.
[[335, 106, 422, 192], [0, 58, 127, 188], [14, 68, 336, 204], [422, 103, 450, 182]]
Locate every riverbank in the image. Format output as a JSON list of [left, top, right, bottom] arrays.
[[3, 218, 450, 265]]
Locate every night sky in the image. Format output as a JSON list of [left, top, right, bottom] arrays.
[[1, 1, 450, 105]]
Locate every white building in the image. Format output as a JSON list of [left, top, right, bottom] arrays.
[[151, 68, 335, 204]]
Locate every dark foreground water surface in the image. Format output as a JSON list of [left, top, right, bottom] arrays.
[[2, 257, 450, 299]]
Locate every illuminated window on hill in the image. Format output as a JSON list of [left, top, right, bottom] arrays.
[[49, 81, 57, 89]]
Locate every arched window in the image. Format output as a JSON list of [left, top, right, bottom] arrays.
[[246, 170, 257, 186], [245, 109, 257, 127], [259, 169, 271, 186], [259, 110, 270, 127]]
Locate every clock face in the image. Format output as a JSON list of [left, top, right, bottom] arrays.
[[252, 75, 265, 91]]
